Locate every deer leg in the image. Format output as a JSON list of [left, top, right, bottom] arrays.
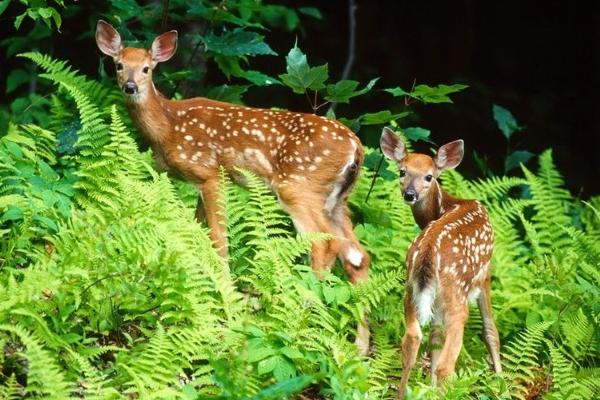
[[195, 195, 206, 222], [279, 193, 339, 276], [329, 202, 370, 355], [428, 319, 445, 386], [398, 286, 422, 400], [329, 203, 369, 283], [198, 179, 228, 259], [477, 277, 502, 373], [433, 305, 468, 384]]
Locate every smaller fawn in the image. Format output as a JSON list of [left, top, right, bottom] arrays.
[[380, 128, 502, 399]]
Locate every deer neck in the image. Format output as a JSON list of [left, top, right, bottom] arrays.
[[125, 83, 172, 146], [411, 180, 457, 229]]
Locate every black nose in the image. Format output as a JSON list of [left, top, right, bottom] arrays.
[[404, 189, 417, 202], [123, 81, 138, 94]]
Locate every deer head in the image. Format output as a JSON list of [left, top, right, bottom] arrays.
[[95, 20, 177, 102], [380, 127, 464, 204]]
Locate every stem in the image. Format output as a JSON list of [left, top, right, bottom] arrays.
[[340, 0, 357, 81], [365, 155, 385, 203], [160, 0, 170, 32]]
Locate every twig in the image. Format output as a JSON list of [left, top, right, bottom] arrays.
[[340, 0, 357, 81], [365, 154, 385, 203], [160, 0, 170, 32]]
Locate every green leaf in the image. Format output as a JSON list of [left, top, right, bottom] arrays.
[[324, 77, 378, 103], [298, 7, 322, 19], [364, 152, 396, 180], [493, 104, 522, 139], [0, 0, 10, 16], [248, 347, 277, 363], [280, 346, 303, 360], [360, 110, 410, 125], [38, 7, 53, 19], [387, 84, 468, 103], [202, 28, 277, 57], [14, 12, 26, 30], [242, 70, 281, 86], [323, 285, 336, 304], [257, 355, 278, 375], [206, 84, 249, 104], [409, 83, 468, 103], [383, 87, 409, 97], [505, 150, 534, 172], [2, 205, 24, 221], [273, 358, 295, 382], [250, 375, 318, 400], [403, 127, 434, 144], [6, 69, 30, 94], [279, 45, 328, 94]]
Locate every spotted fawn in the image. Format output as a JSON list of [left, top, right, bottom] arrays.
[[96, 20, 371, 353], [380, 128, 501, 398]]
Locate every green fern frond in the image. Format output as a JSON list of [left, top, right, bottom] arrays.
[[502, 321, 552, 399], [0, 325, 72, 399]]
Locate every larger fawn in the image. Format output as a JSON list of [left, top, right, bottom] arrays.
[[380, 128, 501, 398], [95, 21, 370, 352]]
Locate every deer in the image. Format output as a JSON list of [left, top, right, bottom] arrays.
[[379, 128, 502, 398], [95, 20, 371, 353]]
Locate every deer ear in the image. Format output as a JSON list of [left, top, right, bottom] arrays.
[[151, 30, 178, 64], [435, 139, 464, 171], [96, 20, 122, 58], [380, 127, 407, 162]]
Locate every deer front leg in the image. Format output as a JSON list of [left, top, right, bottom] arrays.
[[198, 179, 228, 259], [433, 305, 468, 384], [477, 277, 502, 373], [398, 287, 422, 400]]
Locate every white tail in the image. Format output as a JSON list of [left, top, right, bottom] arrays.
[[381, 128, 501, 398]]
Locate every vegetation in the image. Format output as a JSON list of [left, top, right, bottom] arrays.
[[0, 1, 598, 399]]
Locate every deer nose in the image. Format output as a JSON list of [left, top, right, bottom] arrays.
[[403, 189, 417, 203], [122, 80, 138, 94]]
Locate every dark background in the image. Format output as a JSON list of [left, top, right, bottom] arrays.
[[1, 0, 598, 196]]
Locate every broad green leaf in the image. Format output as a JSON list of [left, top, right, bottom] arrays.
[[409, 83, 468, 103], [493, 104, 522, 139], [298, 7, 322, 19], [323, 284, 336, 304], [364, 152, 396, 180], [505, 150, 534, 172], [6, 69, 30, 94], [387, 84, 468, 103], [257, 355, 278, 375], [251, 374, 318, 399], [248, 346, 276, 363], [383, 87, 409, 97], [280, 346, 303, 360], [206, 84, 249, 104], [403, 127, 434, 144], [279, 45, 328, 94], [0, 0, 10, 16], [273, 358, 295, 381], [242, 70, 281, 86], [360, 110, 410, 125], [324, 77, 378, 103], [202, 28, 276, 57]]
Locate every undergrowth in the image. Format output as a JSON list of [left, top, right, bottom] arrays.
[[0, 54, 598, 400]]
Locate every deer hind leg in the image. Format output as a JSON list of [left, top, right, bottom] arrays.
[[398, 286, 423, 400], [198, 178, 228, 259], [428, 316, 445, 386], [433, 303, 469, 384], [477, 276, 502, 373], [329, 202, 370, 355], [278, 189, 339, 277]]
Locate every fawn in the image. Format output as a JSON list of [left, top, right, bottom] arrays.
[[380, 128, 502, 398], [95, 21, 370, 352]]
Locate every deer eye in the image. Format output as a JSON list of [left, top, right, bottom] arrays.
[[399, 169, 406, 178], [142, 66, 149, 74], [116, 62, 123, 71], [425, 174, 433, 182]]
